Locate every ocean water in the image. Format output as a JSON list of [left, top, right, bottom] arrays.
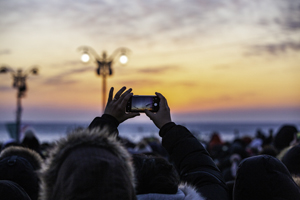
[[1, 121, 299, 144]]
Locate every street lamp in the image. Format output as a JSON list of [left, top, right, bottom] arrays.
[[78, 46, 131, 111], [0, 65, 38, 143]]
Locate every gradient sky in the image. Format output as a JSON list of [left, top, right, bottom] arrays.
[[0, 0, 299, 123]]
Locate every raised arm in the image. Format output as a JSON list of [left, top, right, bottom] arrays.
[[145, 93, 228, 200], [89, 86, 140, 132]]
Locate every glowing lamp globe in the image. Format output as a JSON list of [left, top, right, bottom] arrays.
[[81, 53, 90, 63], [119, 55, 128, 64]]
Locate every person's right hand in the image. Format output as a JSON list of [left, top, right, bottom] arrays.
[[145, 92, 172, 129], [104, 86, 140, 123]]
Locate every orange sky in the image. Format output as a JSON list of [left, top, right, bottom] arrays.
[[0, 0, 299, 123]]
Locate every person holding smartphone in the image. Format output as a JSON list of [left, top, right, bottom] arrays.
[[144, 93, 228, 199], [88, 86, 229, 200]]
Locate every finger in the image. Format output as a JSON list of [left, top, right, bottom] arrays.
[[119, 88, 132, 100], [145, 109, 154, 119], [126, 113, 140, 119], [114, 86, 126, 99], [107, 87, 114, 103], [120, 92, 133, 108], [155, 92, 168, 108]]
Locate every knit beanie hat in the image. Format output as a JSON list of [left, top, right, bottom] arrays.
[[0, 146, 43, 200]]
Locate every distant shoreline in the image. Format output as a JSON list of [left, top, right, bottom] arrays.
[[1, 121, 299, 143]]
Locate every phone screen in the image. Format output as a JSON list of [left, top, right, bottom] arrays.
[[126, 95, 159, 112]]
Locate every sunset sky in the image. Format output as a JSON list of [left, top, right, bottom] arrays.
[[0, 0, 299, 123]]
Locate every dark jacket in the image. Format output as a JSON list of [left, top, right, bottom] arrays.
[[159, 122, 228, 200], [89, 114, 120, 133], [89, 116, 228, 200], [40, 127, 136, 200], [233, 155, 300, 200]]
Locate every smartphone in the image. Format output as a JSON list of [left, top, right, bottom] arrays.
[[126, 95, 160, 112]]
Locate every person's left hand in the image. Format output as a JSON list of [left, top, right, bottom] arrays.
[[104, 86, 140, 123]]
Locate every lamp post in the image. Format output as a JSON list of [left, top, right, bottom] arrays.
[[0, 65, 38, 143], [78, 46, 130, 111]]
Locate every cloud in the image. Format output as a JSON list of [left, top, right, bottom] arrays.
[[169, 80, 198, 87], [66, 0, 300, 52], [277, 0, 300, 32], [43, 66, 94, 85], [59, 66, 94, 76], [189, 92, 258, 107], [116, 79, 162, 87], [0, 85, 12, 92], [0, 49, 11, 55], [1, 0, 299, 56], [50, 60, 85, 68], [43, 78, 78, 85], [244, 1, 300, 57], [116, 79, 197, 88], [0, 1, 231, 48], [246, 41, 300, 56], [137, 66, 180, 74], [0, 1, 43, 30], [212, 65, 233, 70], [173, 106, 300, 123], [254, 0, 300, 35]]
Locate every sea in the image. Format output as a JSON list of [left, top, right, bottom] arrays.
[[1, 121, 300, 144]]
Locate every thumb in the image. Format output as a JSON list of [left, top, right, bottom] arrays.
[[127, 112, 140, 119], [145, 109, 154, 119]]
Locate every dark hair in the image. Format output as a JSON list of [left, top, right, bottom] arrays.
[[132, 154, 179, 194]]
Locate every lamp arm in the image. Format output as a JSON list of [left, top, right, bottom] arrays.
[[23, 66, 39, 75], [108, 47, 131, 61], [78, 46, 101, 60], [0, 65, 15, 74]]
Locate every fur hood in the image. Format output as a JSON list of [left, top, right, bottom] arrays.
[[136, 183, 206, 200], [292, 175, 300, 188], [39, 127, 136, 200], [0, 146, 43, 170]]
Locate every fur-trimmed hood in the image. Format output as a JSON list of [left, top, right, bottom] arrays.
[[39, 127, 136, 200], [0, 146, 43, 170], [292, 175, 300, 188], [137, 183, 205, 200]]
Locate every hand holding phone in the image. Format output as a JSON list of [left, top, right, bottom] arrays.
[[104, 87, 140, 123], [126, 95, 160, 113], [144, 92, 172, 129]]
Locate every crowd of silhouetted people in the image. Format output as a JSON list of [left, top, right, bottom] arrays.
[[0, 86, 299, 200]]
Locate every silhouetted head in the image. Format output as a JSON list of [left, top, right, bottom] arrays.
[[0, 146, 43, 200], [233, 155, 300, 200], [22, 130, 40, 151], [40, 128, 136, 200], [132, 154, 179, 195], [282, 144, 300, 176], [274, 125, 298, 151]]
